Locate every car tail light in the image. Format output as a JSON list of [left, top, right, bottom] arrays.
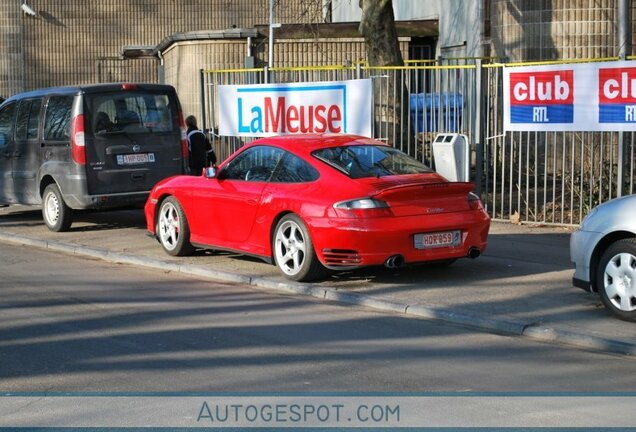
[[468, 192, 484, 210], [333, 198, 392, 218], [178, 111, 189, 160], [121, 83, 138, 91], [71, 114, 86, 165]]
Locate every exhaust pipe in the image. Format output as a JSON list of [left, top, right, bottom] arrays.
[[467, 247, 481, 259], [385, 254, 404, 268]]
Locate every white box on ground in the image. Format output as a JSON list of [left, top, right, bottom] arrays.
[[431, 133, 470, 182]]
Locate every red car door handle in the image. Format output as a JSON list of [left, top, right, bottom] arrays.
[[246, 199, 258, 205]]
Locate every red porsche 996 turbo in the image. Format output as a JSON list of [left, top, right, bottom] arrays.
[[144, 134, 490, 281]]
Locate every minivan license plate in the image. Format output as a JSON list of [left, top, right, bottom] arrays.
[[414, 230, 461, 249], [117, 153, 155, 165]]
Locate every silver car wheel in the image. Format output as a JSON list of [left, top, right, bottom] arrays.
[[158, 201, 180, 252], [275, 219, 307, 276], [603, 252, 636, 312], [43, 190, 60, 226]]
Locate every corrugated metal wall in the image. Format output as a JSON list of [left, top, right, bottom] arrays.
[[491, 0, 635, 61], [95, 58, 159, 84], [277, 0, 326, 23], [0, 1, 23, 98], [0, 0, 323, 97], [7, 1, 636, 100]]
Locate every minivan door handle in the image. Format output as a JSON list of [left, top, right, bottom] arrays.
[[131, 173, 145, 181]]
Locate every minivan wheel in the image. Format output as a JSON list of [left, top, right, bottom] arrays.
[[272, 214, 327, 281], [42, 184, 73, 232], [157, 197, 194, 256], [596, 238, 636, 322]]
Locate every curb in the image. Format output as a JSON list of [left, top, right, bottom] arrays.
[[1, 231, 635, 357]]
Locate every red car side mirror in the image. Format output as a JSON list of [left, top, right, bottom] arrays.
[[204, 166, 217, 179]]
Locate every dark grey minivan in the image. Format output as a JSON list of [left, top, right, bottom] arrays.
[[0, 83, 187, 231]]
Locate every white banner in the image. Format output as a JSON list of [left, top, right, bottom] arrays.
[[504, 60, 636, 132], [218, 79, 372, 137]]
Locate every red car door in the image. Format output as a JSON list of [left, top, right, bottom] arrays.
[[211, 178, 267, 246], [188, 145, 283, 249]]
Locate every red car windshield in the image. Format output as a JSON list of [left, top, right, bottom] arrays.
[[312, 145, 433, 179]]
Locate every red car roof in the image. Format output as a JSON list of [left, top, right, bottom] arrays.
[[246, 134, 388, 155]]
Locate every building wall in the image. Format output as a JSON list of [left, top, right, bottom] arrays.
[[95, 57, 159, 84], [162, 40, 249, 118], [0, 1, 23, 98], [257, 38, 410, 66], [8, 0, 636, 106], [0, 0, 323, 98], [334, 0, 636, 62], [331, 0, 484, 59], [166, 38, 411, 120], [490, 0, 635, 61]]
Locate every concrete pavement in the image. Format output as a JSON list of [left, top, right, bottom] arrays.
[[1, 205, 634, 356]]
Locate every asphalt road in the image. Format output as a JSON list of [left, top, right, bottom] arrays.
[[1, 205, 634, 351], [2, 242, 636, 393]]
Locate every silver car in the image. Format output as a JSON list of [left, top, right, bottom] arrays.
[[571, 194, 636, 321]]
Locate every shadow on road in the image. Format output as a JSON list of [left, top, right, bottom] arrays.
[[0, 270, 607, 391], [0, 207, 147, 231]]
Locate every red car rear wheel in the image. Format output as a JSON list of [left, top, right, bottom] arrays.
[[273, 214, 327, 282]]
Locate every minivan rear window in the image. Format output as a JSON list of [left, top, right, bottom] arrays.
[[86, 93, 175, 135]]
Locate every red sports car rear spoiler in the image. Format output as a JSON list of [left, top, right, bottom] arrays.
[[371, 182, 474, 200]]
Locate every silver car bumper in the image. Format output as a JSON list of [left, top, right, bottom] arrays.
[[570, 229, 603, 292]]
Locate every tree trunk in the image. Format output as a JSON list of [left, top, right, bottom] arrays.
[[359, 0, 404, 66], [359, 0, 414, 154]]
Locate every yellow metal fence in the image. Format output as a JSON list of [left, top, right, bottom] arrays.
[[200, 58, 636, 226]]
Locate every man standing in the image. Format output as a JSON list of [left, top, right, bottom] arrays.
[[113, 99, 140, 128], [185, 115, 216, 175]]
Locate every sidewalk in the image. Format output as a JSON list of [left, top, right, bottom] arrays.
[[1, 205, 634, 356]]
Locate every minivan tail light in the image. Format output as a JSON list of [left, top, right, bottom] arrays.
[[121, 83, 138, 91], [71, 114, 86, 165], [178, 111, 188, 159]]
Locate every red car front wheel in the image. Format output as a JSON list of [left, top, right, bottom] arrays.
[[157, 197, 195, 257]]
